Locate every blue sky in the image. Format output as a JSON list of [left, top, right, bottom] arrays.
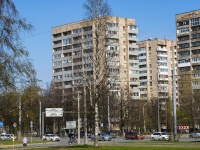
[[13, 0, 200, 85]]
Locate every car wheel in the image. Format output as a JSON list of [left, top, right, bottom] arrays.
[[152, 137, 155, 141]]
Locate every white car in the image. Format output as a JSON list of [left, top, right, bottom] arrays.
[[150, 132, 170, 140], [6, 134, 17, 141], [0, 134, 8, 140], [42, 134, 60, 141]]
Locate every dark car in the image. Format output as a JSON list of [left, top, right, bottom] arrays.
[[125, 131, 144, 140]]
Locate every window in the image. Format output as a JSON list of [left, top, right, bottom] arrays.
[[178, 43, 190, 49], [72, 28, 82, 34], [64, 74, 72, 78], [191, 18, 200, 26], [177, 28, 189, 34], [53, 61, 62, 66], [129, 25, 137, 30], [178, 36, 189, 41], [139, 59, 146, 62], [129, 63, 138, 67], [138, 53, 146, 57], [107, 22, 118, 28], [178, 59, 190, 64], [177, 20, 189, 26], [159, 69, 168, 72], [139, 47, 146, 51], [192, 41, 200, 47], [53, 54, 62, 59], [63, 38, 71, 45]]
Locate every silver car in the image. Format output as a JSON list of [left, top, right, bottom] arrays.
[[91, 133, 112, 141], [150, 132, 170, 140], [42, 134, 60, 141], [191, 132, 200, 138]]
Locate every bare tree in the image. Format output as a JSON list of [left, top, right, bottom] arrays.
[[83, 0, 113, 146]]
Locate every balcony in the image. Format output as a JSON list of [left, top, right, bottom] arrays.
[[72, 32, 82, 37], [129, 43, 138, 49], [157, 47, 167, 51], [52, 36, 62, 41], [130, 81, 140, 85], [73, 39, 82, 44], [178, 62, 191, 67], [107, 33, 119, 39], [106, 27, 119, 31], [157, 53, 167, 57], [63, 77, 73, 81], [130, 95, 140, 100], [53, 43, 62, 48], [83, 45, 93, 49], [128, 29, 138, 34], [83, 30, 92, 35], [129, 59, 138, 63]]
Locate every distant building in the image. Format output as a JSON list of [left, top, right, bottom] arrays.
[[176, 9, 200, 129], [137, 39, 177, 100]]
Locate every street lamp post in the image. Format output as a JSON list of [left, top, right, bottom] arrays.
[[77, 90, 80, 144], [107, 96, 110, 134]]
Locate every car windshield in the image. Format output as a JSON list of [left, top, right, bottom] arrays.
[[50, 134, 56, 137], [161, 132, 168, 135]]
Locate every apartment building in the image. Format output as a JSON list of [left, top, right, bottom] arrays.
[[137, 39, 177, 100], [176, 10, 200, 129], [51, 17, 139, 100], [176, 10, 200, 87]]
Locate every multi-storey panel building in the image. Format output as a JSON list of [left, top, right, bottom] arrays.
[[176, 10, 200, 129], [137, 39, 177, 100], [137, 39, 177, 130], [51, 17, 139, 100], [176, 10, 200, 87]]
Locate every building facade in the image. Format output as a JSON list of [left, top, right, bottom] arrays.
[[176, 10, 200, 130], [137, 39, 177, 100], [51, 16, 139, 100]]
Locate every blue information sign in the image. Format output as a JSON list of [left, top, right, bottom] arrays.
[[0, 122, 3, 127]]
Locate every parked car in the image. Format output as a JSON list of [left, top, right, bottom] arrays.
[[150, 132, 170, 140], [0, 134, 8, 141], [42, 134, 60, 141], [4, 134, 16, 141], [190, 132, 200, 138], [125, 131, 144, 140], [91, 133, 112, 141]]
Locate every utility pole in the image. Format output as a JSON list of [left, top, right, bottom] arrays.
[[77, 90, 80, 144], [18, 96, 22, 139], [157, 84, 161, 132], [39, 101, 42, 138], [172, 69, 177, 140], [107, 96, 111, 133], [83, 84, 87, 145]]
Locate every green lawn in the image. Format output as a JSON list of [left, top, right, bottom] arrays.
[[1, 140, 200, 150], [26, 141, 200, 150]]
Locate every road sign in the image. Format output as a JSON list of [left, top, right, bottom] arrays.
[[13, 123, 17, 128], [178, 125, 189, 130], [66, 121, 76, 129], [0, 122, 3, 127], [45, 108, 63, 117]]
